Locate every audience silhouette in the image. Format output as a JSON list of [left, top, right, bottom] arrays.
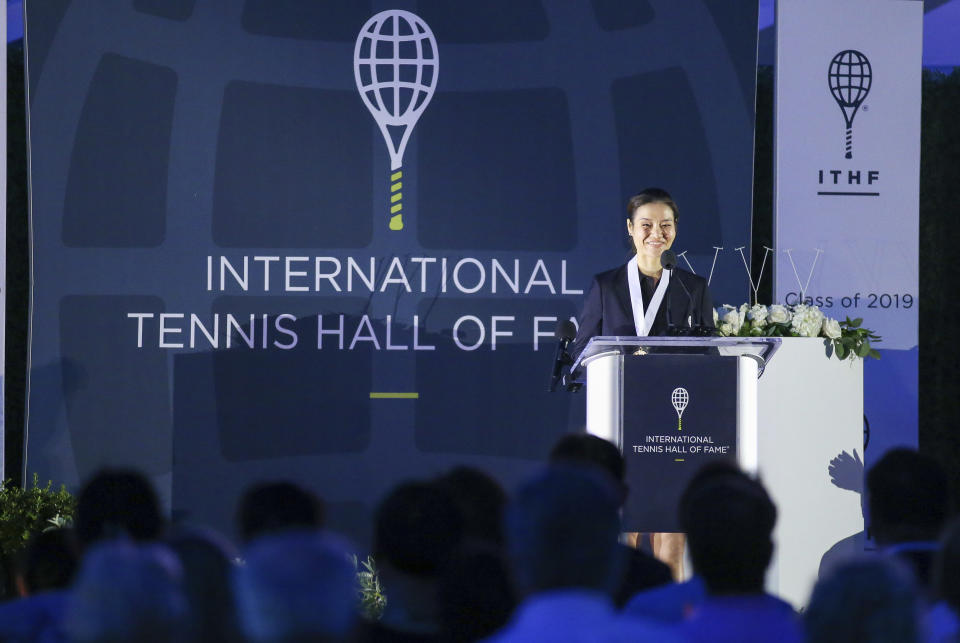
[[488, 465, 676, 642], [236, 481, 325, 544], [353, 480, 463, 642], [805, 556, 920, 643], [74, 469, 164, 548], [437, 545, 515, 643], [929, 517, 960, 642], [548, 433, 673, 606], [13, 528, 79, 597], [236, 530, 356, 642], [434, 466, 506, 549], [623, 460, 742, 624], [433, 467, 514, 642], [675, 467, 803, 643], [2, 445, 955, 642], [168, 528, 242, 642], [0, 529, 79, 642], [65, 541, 187, 643], [866, 448, 949, 596]]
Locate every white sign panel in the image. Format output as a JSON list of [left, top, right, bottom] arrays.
[[775, 0, 922, 350]]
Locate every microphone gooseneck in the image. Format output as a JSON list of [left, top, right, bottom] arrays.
[[660, 250, 710, 335], [660, 251, 677, 330]]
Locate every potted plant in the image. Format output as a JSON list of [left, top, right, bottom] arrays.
[[0, 474, 75, 599]]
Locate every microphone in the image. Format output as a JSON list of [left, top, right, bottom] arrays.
[[660, 249, 678, 271], [660, 250, 715, 336], [549, 320, 577, 392], [661, 250, 697, 335], [660, 250, 678, 331]]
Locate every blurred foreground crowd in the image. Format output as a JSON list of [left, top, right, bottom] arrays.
[[0, 435, 955, 643]]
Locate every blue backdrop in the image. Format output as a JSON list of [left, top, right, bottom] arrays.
[[24, 1, 758, 546]]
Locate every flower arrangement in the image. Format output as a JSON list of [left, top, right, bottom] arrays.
[[714, 303, 881, 360]]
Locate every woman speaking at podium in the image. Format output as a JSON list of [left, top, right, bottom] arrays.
[[570, 187, 715, 579], [570, 187, 715, 360]]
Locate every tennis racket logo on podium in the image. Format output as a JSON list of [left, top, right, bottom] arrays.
[[828, 50, 872, 159], [671, 387, 689, 431], [354, 10, 439, 231]]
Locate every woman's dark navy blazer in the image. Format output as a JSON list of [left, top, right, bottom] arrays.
[[570, 263, 715, 361]]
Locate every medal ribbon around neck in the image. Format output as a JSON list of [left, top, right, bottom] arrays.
[[626, 255, 671, 336]]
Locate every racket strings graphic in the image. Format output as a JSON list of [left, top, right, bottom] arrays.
[[671, 387, 689, 432], [354, 11, 439, 231], [828, 50, 872, 159]]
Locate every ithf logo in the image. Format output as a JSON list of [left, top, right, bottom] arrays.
[[671, 387, 688, 432], [354, 11, 439, 232], [828, 50, 872, 159]]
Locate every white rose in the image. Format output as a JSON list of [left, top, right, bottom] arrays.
[[719, 322, 737, 337], [808, 306, 825, 335], [720, 305, 742, 334], [768, 304, 791, 324], [791, 304, 824, 338], [747, 304, 768, 329], [713, 307, 719, 326], [822, 317, 842, 339]]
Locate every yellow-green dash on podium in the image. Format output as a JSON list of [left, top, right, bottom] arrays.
[[370, 392, 419, 399]]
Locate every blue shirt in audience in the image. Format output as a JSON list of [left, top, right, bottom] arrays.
[[484, 589, 679, 642], [924, 601, 960, 643], [623, 575, 706, 623], [0, 590, 70, 643], [679, 593, 803, 643]]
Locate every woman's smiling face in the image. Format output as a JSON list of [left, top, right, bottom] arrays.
[[627, 202, 676, 262]]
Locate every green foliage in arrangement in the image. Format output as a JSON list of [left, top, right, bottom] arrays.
[[0, 474, 76, 557], [828, 317, 882, 361], [353, 554, 386, 621]]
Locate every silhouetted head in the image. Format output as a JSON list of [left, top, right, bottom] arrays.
[[680, 466, 776, 594], [66, 541, 186, 643], [374, 480, 463, 577], [549, 433, 627, 505], [237, 481, 324, 543], [506, 465, 623, 596], [438, 545, 516, 642], [435, 466, 507, 547], [75, 469, 164, 549], [805, 556, 919, 643], [550, 434, 625, 482], [15, 528, 79, 595], [167, 528, 241, 642], [867, 448, 949, 546], [679, 459, 742, 502], [235, 531, 356, 642]]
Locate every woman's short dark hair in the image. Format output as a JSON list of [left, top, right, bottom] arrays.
[[626, 188, 679, 223]]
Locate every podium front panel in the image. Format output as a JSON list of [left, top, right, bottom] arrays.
[[621, 355, 738, 532], [585, 352, 755, 533]]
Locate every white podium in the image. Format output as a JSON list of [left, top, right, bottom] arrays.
[[571, 336, 863, 608], [756, 338, 863, 608]]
